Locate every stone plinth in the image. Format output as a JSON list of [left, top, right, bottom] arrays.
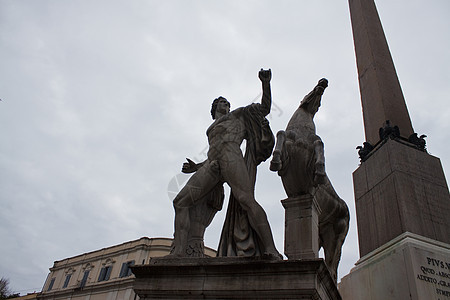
[[282, 195, 321, 260], [353, 138, 450, 257], [339, 232, 450, 300], [132, 257, 341, 299]]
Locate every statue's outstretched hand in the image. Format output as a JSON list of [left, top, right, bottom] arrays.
[[259, 68, 272, 82], [182, 158, 197, 174]]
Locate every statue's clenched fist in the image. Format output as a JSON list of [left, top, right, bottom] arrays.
[[258, 68, 272, 82]]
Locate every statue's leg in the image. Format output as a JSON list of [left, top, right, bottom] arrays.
[[187, 184, 224, 257], [270, 130, 286, 171], [313, 138, 326, 185], [320, 222, 338, 281], [171, 161, 220, 256], [222, 153, 281, 258], [320, 203, 349, 282], [331, 209, 350, 281]]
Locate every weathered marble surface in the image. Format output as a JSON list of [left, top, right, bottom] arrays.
[[170, 69, 280, 259], [339, 232, 450, 300], [353, 138, 450, 257], [132, 257, 341, 299], [270, 79, 349, 281]]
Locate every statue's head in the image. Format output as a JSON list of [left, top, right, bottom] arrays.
[[211, 96, 230, 119]]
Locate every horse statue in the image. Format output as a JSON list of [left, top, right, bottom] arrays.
[[270, 78, 349, 282]]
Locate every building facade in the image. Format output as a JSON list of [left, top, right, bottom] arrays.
[[38, 237, 216, 300]]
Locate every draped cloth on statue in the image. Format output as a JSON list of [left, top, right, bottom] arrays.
[[217, 103, 275, 257]]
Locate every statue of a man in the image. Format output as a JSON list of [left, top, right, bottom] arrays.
[[171, 69, 281, 259]]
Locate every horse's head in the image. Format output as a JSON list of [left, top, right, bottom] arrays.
[[300, 78, 328, 116]]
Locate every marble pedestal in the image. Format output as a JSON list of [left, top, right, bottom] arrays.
[[132, 257, 341, 299], [353, 138, 450, 257], [339, 232, 450, 300], [282, 195, 321, 260]]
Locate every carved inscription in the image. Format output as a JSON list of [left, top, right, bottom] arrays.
[[417, 257, 450, 298]]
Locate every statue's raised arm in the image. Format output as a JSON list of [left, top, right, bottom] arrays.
[[258, 69, 272, 116]]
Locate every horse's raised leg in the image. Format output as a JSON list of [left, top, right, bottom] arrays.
[[270, 130, 286, 171], [313, 139, 326, 185]]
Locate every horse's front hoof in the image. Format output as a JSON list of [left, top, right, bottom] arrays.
[[270, 151, 282, 171], [314, 163, 326, 184], [270, 159, 282, 171]]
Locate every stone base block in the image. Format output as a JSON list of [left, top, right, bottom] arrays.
[[282, 195, 321, 260], [339, 232, 450, 300], [353, 138, 450, 257], [132, 257, 341, 299]]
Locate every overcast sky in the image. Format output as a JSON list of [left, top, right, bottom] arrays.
[[1, 0, 449, 294]]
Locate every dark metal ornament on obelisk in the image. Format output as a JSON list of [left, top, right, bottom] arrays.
[[339, 1, 450, 299]]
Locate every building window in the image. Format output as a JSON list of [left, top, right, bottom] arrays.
[[97, 265, 112, 282], [47, 278, 55, 291], [62, 274, 71, 288], [119, 260, 135, 278], [80, 270, 90, 288]]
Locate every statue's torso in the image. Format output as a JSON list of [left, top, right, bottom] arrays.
[[207, 109, 246, 160]]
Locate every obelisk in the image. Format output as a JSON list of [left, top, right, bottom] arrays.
[[339, 1, 450, 299], [349, 0, 414, 144]]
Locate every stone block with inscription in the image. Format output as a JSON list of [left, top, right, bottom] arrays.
[[339, 232, 450, 300]]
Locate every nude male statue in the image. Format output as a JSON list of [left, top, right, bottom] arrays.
[[171, 69, 281, 259]]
